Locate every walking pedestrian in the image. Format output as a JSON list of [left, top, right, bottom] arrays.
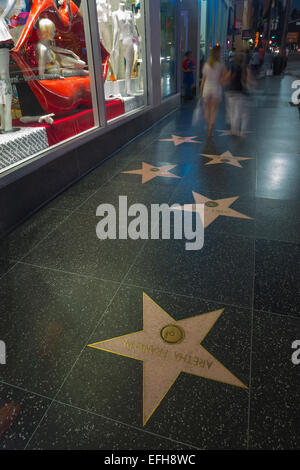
[[182, 50, 195, 101], [225, 52, 252, 137], [264, 48, 273, 76], [251, 48, 260, 77], [200, 45, 226, 136]]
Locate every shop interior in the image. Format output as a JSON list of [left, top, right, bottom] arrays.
[[0, 0, 147, 174]]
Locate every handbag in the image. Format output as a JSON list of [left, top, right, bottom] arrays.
[[191, 97, 204, 125]]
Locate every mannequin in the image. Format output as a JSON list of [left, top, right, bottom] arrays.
[[96, 0, 116, 80], [0, 0, 16, 132], [96, 0, 112, 51], [133, 4, 144, 91], [20, 113, 55, 125], [112, 2, 137, 95], [36, 18, 89, 79]]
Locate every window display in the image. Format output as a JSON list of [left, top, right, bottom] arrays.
[[0, 0, 100, 175], [160, 0, 177, 98], [96, 0, 147, 118]]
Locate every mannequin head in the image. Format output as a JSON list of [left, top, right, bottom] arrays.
[[38, 18, 56, 41]]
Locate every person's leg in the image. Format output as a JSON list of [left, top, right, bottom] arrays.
[[185, 82, 192, 99], [204, 97, 211, 130], [225, 91, 231, 125], [208, 98, 218, 136], [229, 94, 236, 133], [240, 95, 249, 136], [183, 82, 188, 100], [230, 94, 240, 135]]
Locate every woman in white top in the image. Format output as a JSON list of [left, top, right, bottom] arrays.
[[200, 45, 226, 136]]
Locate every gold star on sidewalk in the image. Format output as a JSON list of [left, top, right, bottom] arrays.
[[159, 135, 201, 146], [122, 162, 181, 184], [174, 192, 253, 228], [89, 293, 247, 426], [200, 150, 254, 168]]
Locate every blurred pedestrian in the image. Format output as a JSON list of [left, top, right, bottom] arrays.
[[264, 48, 273, 76], [229, 46, 236, 72], [251, 49, 260, 76], [245, 49, 251, 66], [224, 52, 252, 137], [200, 45, 227, 136], [182, 50, 195, 101], [259, 45, 265, 68]]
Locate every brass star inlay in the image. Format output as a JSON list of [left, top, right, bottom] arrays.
[[89, 293, 247, 426], [122, 162, 181, 184], [200, 150, 254, 168], [174, 192, 253, 228], [159, 135, 201, 146]]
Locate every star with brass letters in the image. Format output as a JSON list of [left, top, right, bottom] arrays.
[[89, 293, 247, 426], [174, 192, 253, 228], [122, 162, 181, 184], [159, 135, 201, 146], [200, 150, 254, 168]]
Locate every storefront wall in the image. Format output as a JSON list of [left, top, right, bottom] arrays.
[[0, 0, 182, 237], [203, 0, 230, 61]]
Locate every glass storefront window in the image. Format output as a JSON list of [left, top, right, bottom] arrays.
[[0, 0, 99, 176], [96, 0, 147, 120], [160, 0, 177, 98]]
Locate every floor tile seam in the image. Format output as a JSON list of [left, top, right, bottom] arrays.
[[119, 179, 189, 285], [23, 238, 149, 449], [13, 260, 122, 286], [246, 225, 256, 449], [2, 132, 171, 266], [23, 282, 125, 450], [50, 398, 202, 450], [0, 379, 53, 402], [0, 260, 19, 283], [1, 171, 123, 268], [120, 281, 254, 312]]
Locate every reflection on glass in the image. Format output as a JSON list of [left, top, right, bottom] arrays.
[[160, 0, 176, 98], [96, 0, 147, 120], [0, 0, 98, 175]]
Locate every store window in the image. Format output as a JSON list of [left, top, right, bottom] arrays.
[[96, 0, 147, 120], [0, 0, 99, 176], [200, 0, 207, 78], [160, 0, 177, 98]]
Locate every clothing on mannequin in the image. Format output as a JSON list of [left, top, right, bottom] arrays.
[[112, 2, 138, 96]]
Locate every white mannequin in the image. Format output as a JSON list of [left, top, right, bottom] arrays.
[[20, 113, 55, 125], [0, 0, 16, 133], [112, 2, 136, 96], [96, 0, 112, 51], [133, 7, 144, 91]]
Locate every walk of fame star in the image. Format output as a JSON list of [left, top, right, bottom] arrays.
[[217, 129, 253, 137], [122, 162, 181, 184], [89, 293, 247, 426], [174, 192, 253, 228], [200, 150, 253, 168], [159, 135, 201, 146]]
